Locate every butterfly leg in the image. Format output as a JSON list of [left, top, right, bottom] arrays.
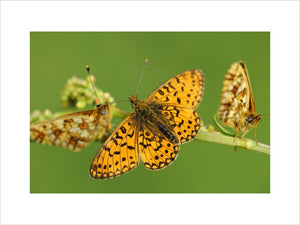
[[234, 145, 237, 152], [98, 129, 105, 139], [221, 120, 237, 130], [240, 127, 252, 140], [234, 119, 244, 143], [222, 120, 238, 142], [240, 127, 259, 145], [97, 123, 112, 140], [233, 130, 239, 143], [233, 127, 240, 151]]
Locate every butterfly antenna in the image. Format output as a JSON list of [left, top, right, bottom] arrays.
[[259, 113, 270, 117], [86, 65, 100, 104], [109, 99, 130, 104], [135, 59, 148, 97]]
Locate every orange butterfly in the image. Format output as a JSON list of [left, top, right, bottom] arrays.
[[90, 69, 204, 179], [217, 61, 261, 142]]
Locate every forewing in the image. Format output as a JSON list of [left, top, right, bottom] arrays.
[[145, 69, 204, 109], [138, 121, 179, 170], [217, 61, 251, 124], [239, 62, 257, 114], [89, 113, 139, 179], [30, 104, 111, 151]]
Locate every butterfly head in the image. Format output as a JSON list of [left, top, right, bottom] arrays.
[[129, 95, 150, 117], [246, 113, 261, 127], [129, 95, 139, 108], [95, 103, 109, 115]]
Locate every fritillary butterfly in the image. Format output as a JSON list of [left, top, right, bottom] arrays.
[[90, 69, 204, 179], [217, 61, 261, 142], [30, 103, 112, 151]]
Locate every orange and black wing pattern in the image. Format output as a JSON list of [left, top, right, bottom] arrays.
[[90, 69, 205, 179]]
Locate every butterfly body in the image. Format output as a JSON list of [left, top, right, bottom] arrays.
[[130, 94, 180, 145], [30, 103, 112, 151], [90, 69, 204, 179], [218, 61, 261, 141]]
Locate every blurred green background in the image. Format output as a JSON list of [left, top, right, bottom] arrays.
[[30, 32, 270, 193]]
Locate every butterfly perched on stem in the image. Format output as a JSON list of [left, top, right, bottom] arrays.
[[217, 61, 261, 143], [30, 66, 113, 151], [90, 66, 204, 179], [30, 103, 112, 152]]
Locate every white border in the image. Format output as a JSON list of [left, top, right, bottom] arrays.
[[1, 1, 299, 224]]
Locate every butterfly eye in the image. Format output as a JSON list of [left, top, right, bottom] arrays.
[[247, 115, 254, 123], [100, 109, 107, 115]]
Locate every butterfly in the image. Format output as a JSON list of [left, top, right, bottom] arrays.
[[89, 69, 204, 179], [217, 61, 261, 143], [30, 103, 112, 152]]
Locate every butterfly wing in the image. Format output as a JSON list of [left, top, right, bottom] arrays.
[[89, 113, 139, 179], [30, 104, 111, 151], [152, 105, 201, 143], [146, 70, 204, 144], [145, 69, 204, 109], [218, 62, 251, 124], [239, 62, 257, 114], [138, 119, 179, 170]]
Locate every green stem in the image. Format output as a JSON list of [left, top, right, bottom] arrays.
[[112, 107, 130, 118], [195, 130, 270, 155]]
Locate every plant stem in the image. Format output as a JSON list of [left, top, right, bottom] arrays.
[[112, 107, 130, 118], [195, 130, 270, 155]]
